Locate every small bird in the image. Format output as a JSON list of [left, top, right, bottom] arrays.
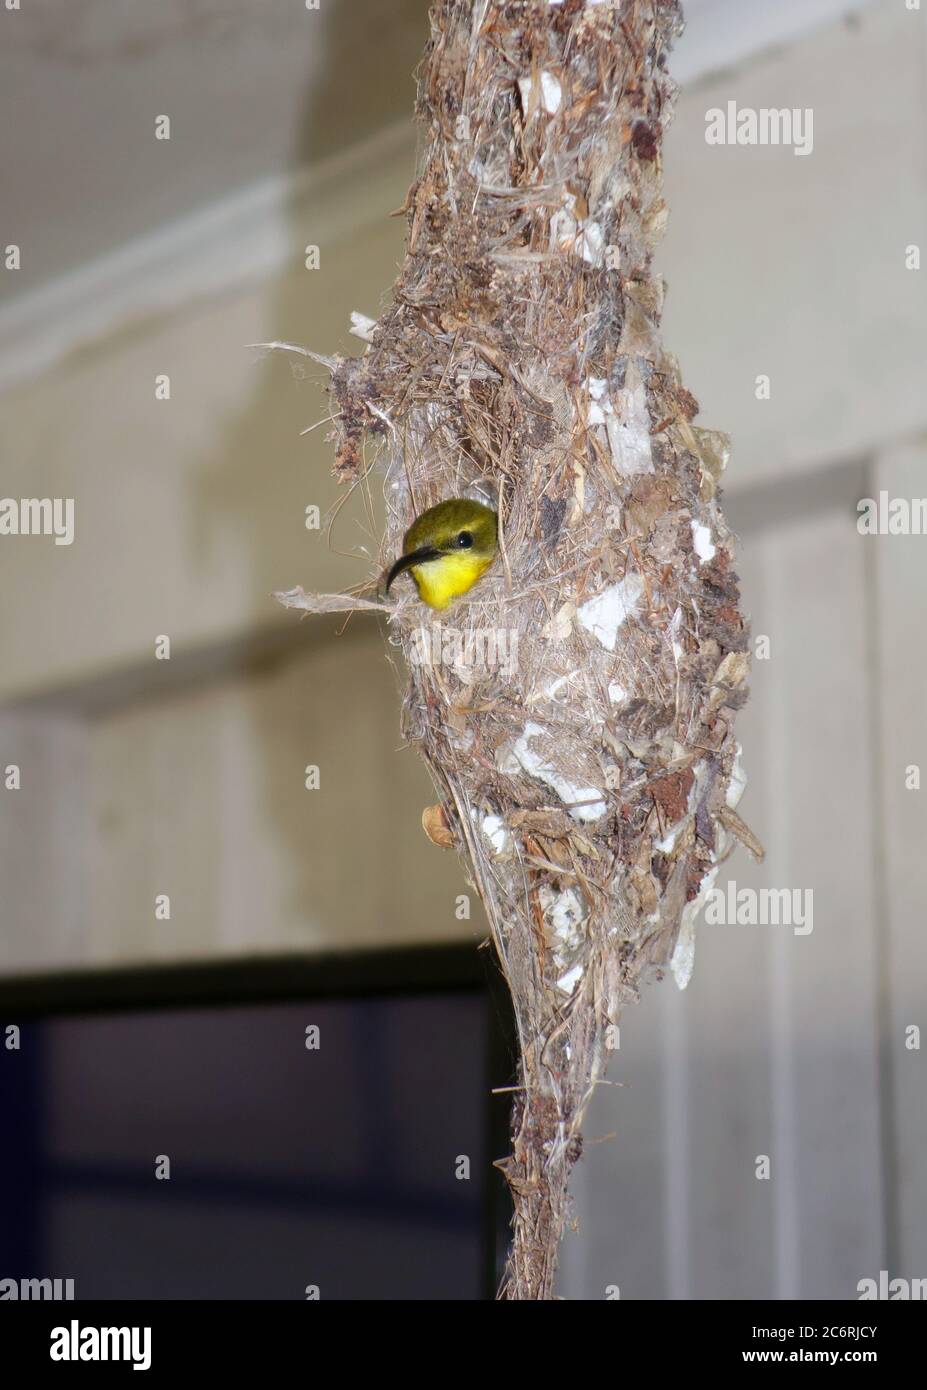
[[384, 498, 498, 610]]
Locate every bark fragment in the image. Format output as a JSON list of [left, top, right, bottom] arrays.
[[279, 0, 757, 1299]]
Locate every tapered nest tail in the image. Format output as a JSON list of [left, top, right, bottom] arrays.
[[281, 0, 759, 1298]]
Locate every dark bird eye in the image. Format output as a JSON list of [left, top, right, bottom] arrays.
[[457, 531, 473, 548]]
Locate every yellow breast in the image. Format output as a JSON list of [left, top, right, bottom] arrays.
[[410, 552, 494, 610]]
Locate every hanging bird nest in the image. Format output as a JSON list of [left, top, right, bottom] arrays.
[[276, 0, 759, 1299]]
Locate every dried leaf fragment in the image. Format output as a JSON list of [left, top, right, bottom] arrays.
[[422, 802, 456, 849]]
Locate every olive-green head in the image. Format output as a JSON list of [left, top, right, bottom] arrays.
[[384, 498, 499, 608]]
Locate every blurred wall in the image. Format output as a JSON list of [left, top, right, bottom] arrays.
[[0, 151, 481, 969]]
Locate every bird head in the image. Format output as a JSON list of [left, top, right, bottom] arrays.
[[384, 498, 499, 608]]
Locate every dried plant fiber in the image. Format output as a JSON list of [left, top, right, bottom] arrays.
[[276, 0, 759, 1299]]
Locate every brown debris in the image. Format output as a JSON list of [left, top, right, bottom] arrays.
[[651, 767, 695, 823], [422, 802, 456, 849], [277, 0, 757, 1300]]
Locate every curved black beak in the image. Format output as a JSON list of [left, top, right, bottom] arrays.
[[383, 545, 443, 594]]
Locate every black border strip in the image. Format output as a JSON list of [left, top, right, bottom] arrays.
[[0, 942, 489, 1018]]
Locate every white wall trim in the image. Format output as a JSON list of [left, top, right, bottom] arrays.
[[675, 0, 873, 83], [0, 0, 876, 397], [0, 118, 415, 396]]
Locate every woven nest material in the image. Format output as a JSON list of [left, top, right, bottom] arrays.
[[277, 0, 759, 1299]]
